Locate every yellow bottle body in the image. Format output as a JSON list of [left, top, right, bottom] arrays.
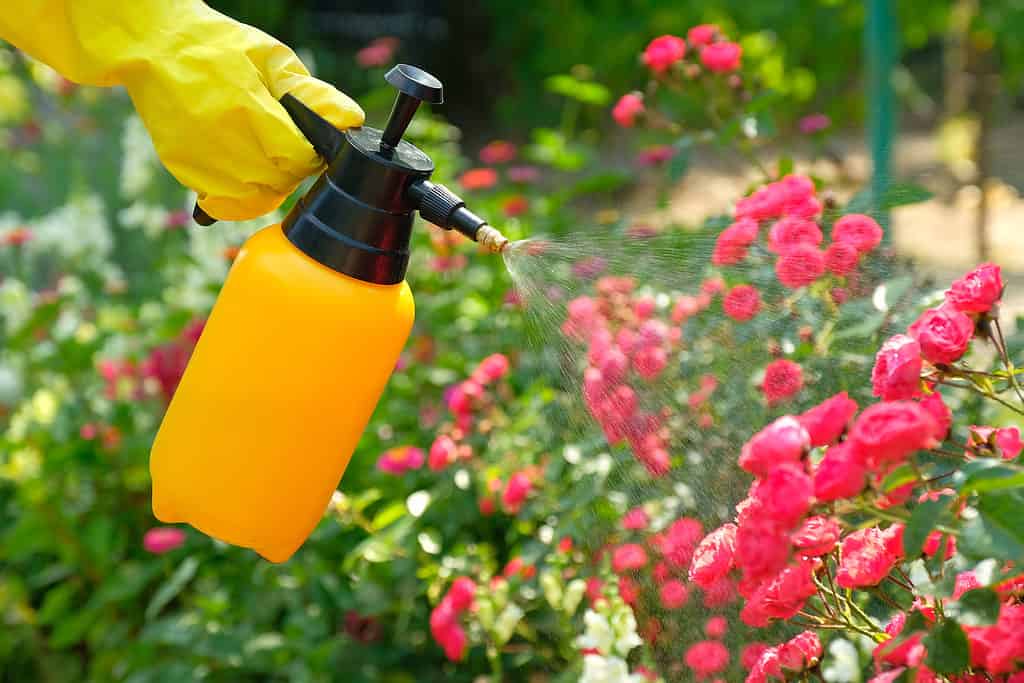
[[150, 223, 414, 562]]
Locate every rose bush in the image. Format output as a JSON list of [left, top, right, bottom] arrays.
[[3, 23, 1024, 683]]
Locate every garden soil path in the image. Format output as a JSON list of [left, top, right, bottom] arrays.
[[627, 123, 1024, 320]]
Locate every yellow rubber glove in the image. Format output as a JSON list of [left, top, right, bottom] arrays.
[[0, 0, 364, 220]]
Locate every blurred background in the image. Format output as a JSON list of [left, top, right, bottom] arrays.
[[3, 1, 1024, 682]]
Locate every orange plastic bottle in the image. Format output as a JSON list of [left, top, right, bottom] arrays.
[[150, 65, 507, 562]]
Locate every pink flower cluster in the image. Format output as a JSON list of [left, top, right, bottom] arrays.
[[613, 26, 742, 127], [430, 577, 476, 661], [99, 318, 205, 404], [376, 446, 425, 475], [565, 276, 683, 476], [873, 264, 1004, 402], [716, 173, 882, 293]]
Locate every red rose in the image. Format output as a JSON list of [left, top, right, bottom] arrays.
[[813, 442, 866, 501], [778, 631, 823, 671], [762, 359, 804, 404], [478, 140, 516, 165], [767, 217, 823, 254], [643, 35, 687, 73], [687, 24, 719, 47], [798, 392, 858, 447], [945, 262, 1003, 314], [836, 527, 900, 588], [458, 168, 498, 191], [753, 461, 813, 527], [825, 241, 860, 275], [688, 523, 737, 588], [739, 416, 810, 477], [848, 401, 937, 468], [700, 41, 742, 73], [612, 93, 644, 127], [791, 516, 841, 557], [775, 244, 825, 289], [919, 392, 952, 442], [908, 305, 974, 365], [832, 214, 883, 253], [723, 284, 762, 321], [871, 334, 923, 400], [611, 543, 648, 573], [712, 218, 759, 266]]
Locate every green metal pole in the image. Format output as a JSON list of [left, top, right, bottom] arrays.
[[867, 0, 897, 238]]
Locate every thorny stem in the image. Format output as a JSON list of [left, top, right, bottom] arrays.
[[993, 318, 1024, 407], [870, 585, 908, 611]]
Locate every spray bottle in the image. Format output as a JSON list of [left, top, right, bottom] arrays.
[[150, 65, 509, 562]]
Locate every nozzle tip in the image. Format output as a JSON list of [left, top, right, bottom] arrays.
[[476, 225, 510, 253]]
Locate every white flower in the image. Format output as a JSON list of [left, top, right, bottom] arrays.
[[563, 578, 586, 615], [822, 638, 862, 683], [580, 654, 645, 683], [0, 278, 32, 331], [120, 114, 158, 197], [26, 195, 112, 263], [575, 609, 614, 655], [609, 604, 642, 657], [493, 603, 524, 646], [541, 570, 562, 610], [0, 362, 23, 405]]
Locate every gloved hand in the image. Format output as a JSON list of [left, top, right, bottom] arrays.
[[0, 0, 364, 221]]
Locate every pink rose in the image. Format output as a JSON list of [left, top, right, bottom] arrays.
[[687, 24, 719, 47], [428, 435, 458, 471], [700, 41, 742, 73], [799, 114, 831, 135], [611, 93, 644, 127], [825, 241, 860, 275], [688, 523, 737, 588], [478, 140, 516, 165], [778, 631, 823, 671], [705, 615, 728, 639], [502, 471, 532, 512], [775, 243, 825, 288], [762, 359, 804, 405], [832, 214, 883, 253], [919, 392, 952, 442], [871, 334, 923, 400], [767, 217, 823, 254], [849, 401, 937, 468], [798, 392, 858, 447], [753, 462, 813, 528], [611, 543, 648, 573], [447, 577, 477, 611], [813, 442, 866, 501], [643, 35, 687, 73], [659, 579, 690, 609], [723, 284, 762, 322], [685, 640, 730, 678], [945, 263, 1003, 314], [622, 507, 650, 530], [791, 516, 841, 557], [739, 416, 810, 477], [908, 305, 974, 365], [836, 527, 900, 588], [143, 527, 185, 554], [712, 218, 759, 265]]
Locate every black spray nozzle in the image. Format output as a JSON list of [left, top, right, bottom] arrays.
[[408, 180, 509, 253]]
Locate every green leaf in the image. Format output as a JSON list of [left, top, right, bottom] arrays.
[[955, 588, 1001, 626], [37, 582, 78, 626], [370, 501, 406, 531], [976, 489, 1024, 552], [881, 183, 934, 209], [544, 74, 611, 105], [145, 556, 199, 621], [569, 171, 631, 196], [923, 619, 969, 674], [881, 464, 917, 492], [956, 459, 1024, 494], [958, 512, 1024, 561], [904, 496, 952, 557], [844, 189, 873, 215]]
